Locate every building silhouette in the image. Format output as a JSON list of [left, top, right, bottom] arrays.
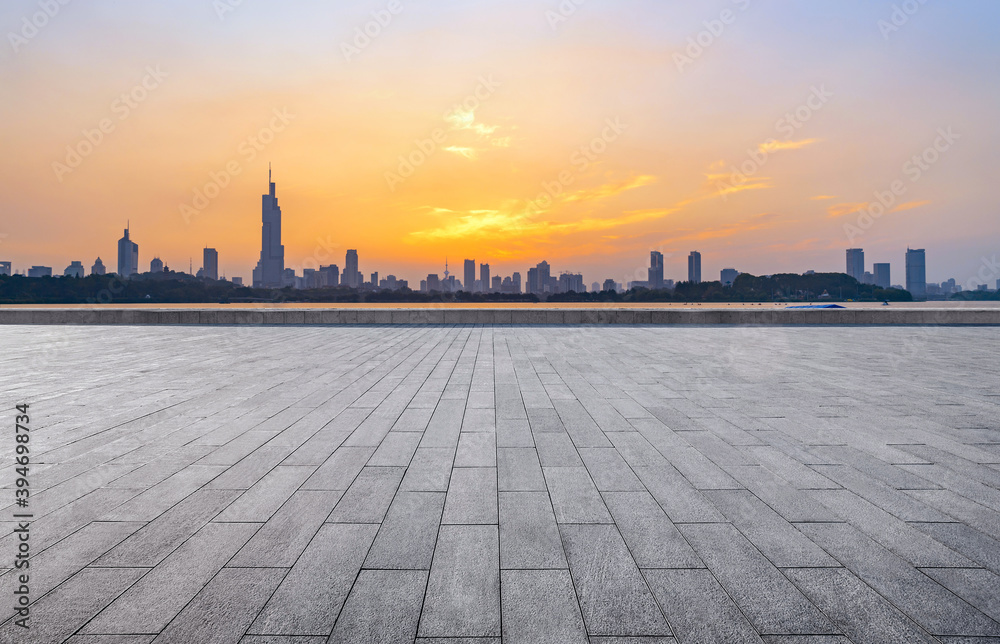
[[464, 259, 476, 293], [320, 265, 340, 287], [340, 250, 359, 287], [873, 263, 891, 289], [0, 261, 11, 277], [720, 268, 739, 287], [91, 258, 106, 275], [603, 278, 617, 293], [480, 263, 491, 294], [253, 167, 285, 288], [28, 266, 52, 278], [649, 251, 664, 289], [906, 248, 927, 300], [491, 275, 501, 292], [425, 274, 441, 292], [64, 261, 85, 278], [203, 248, 219, 281], [512, 272, 522, 294], [688, 251, 702, 284], [117, 225, 139, 278], [151, 257, 164, 273], [846, 248, 865, 282]]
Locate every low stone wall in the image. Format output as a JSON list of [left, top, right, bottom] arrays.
[[1, 307, 998, 325]]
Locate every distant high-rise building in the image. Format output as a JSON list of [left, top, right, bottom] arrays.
[[688, 251, 702, 284], [28, 266, 52, 278], [558, 273, 584, 293], [0, 261, 11, 276], [320, 265, 340, 287], [846, 248, 865, 281], [649, 251, 664, 289], [343, 250, 360, 288], [150, 257, 164, 273], [464, 260, 476, 293], [591, 281, 600, 293], [63, 261, 85, 278], [996, 279, 1000, 291], [203, 248, 219, 281], [720, 268, 739, 286], [512, 272, 521, 294], [91, 258, 106, 275], [371, 272, 378, 287], [491, 275, 501, 292], [253, 167, 285, 288], [862, 271, 875, 285], [231, 277, 243, 286], [117, 225, 139, 277], [873, 263, 891, 289], [480, 263, 491, 293], [906, 248, 927, 300], [603, 279, 617, 293], [426, 274, 441, 292], [527, 261, 551, 295]]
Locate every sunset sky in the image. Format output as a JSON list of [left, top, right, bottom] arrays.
[[1, 0, 998, 286]]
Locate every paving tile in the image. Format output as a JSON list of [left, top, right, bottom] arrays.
[[535, 433, 584, 467], [400, 447, 455, 492], [442, 467, 498, 524], [365, 491, 445, 570], [911, 522, 1000, 575], [155, 568, 285, 643], [645, 569, 762, 644], [229, 490, 342, 567], [94, 488, 241, 567], [784, 567, 937, 644], [544, 466, 613, 524], [602, 491, 703, 569], [633, 464, 725, 523], [301, 446, 375, 490], [499, 491, 566, 569], [83, 522, 259, 634], [497, 447, 545, 491], [501, 569, 588, 643], [0, 568, 146, 644], [579, 448, 645, 491], [419, 525, 501, 638], [215, 465, 314, 522], [808, 488, 973, 566], [799, 522, 1000, 636], [455, 432, 497, 467], [328, 466, 405, 523], [679, 523, 835, 635], [250, 523, 378, 635], [368, 432, 422, 466], [328, 570, 427, 643], [922, 567, 1000, 623], [496, 418, 534, 447], [560, 524, 670, 637]]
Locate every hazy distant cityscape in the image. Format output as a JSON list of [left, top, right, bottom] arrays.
[[2, 174, 998, 302]]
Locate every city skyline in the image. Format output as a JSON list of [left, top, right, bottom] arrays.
[[2, 2, 998, 283]]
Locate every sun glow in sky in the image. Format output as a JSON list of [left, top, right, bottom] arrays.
[[1, 0, 998, 285]]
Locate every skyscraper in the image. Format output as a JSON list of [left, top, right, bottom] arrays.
[[906, 248, 927, 300], [203, 248, 219, 281], [511, 272, 521, 294], [91, 258, 106, 275], [117, 225, 139, 278], [426, 274, 441, 292], [649, 251, 664, 289], [0, 261, 11, 276], [480, 263, 491, 294], [846, 248, 865, 281], [464, 259, 476, 293], [150, 257, 164, 273], [343, 250, 360, 288], [253, 167, 285, 288], [874, 263, 891, 289], [720, 268, 739, 286], [688, 251, 702, 284]]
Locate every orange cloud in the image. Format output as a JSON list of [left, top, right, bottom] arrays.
[[890, 200, 931, 213], [563, 175, 657, 202], [810, 195, 836, 200], [758, 138, 821, 154], [827, 202, 869, 217]]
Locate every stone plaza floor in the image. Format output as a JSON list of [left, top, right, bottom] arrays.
[[1, 324, 999, 643]]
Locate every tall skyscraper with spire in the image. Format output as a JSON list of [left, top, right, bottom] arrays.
[[117, 223, 139, 278], [253, 165, 285, 288]]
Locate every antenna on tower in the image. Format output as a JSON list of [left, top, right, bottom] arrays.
[[269, 162, 272, 183]]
